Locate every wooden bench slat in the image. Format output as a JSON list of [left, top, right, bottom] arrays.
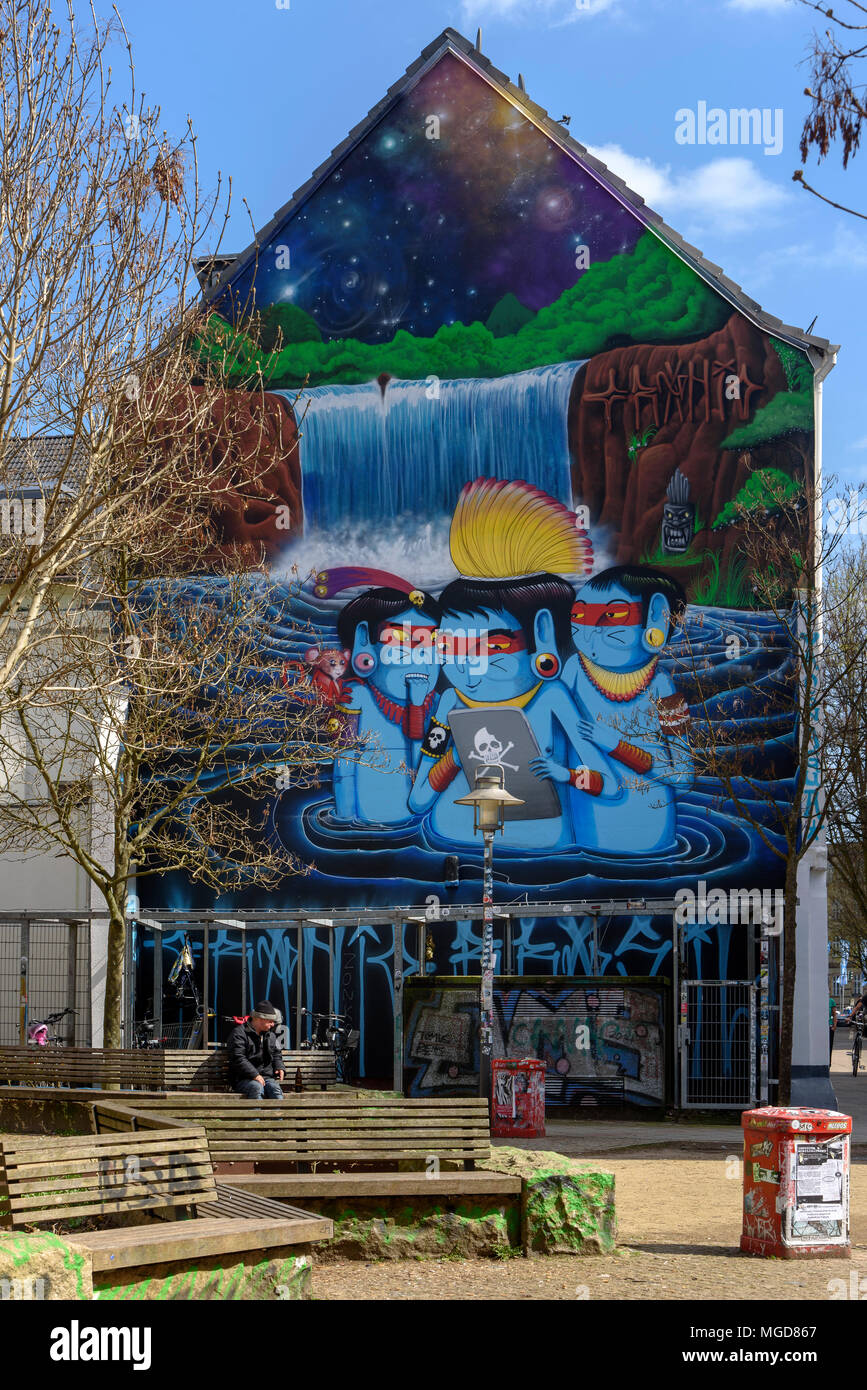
[[75, 1214, 333, 1270], [225, 1172, 523, 1198], [4, 1126, 206, 1157], [11, 1180, 216, 1216], [216, 1150, 485, 1163], [203, 1136, 490, 1150], [198, 1183, 304, 1222], [13, 1190, 215, 1225], [197, 1125, 489, 1137], [128, 1111, 487, 1123], [114, 1101, 488, 1111], [9, 1160, 214, 1195]]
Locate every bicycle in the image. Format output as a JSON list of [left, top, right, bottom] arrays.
[[852, 1018, 864, 1075], [299, 1009, 359, 1083], [26, 1007, 76, 1046], [164, 933, 217, 1049], [299, 1008, 346, 1050], [133, 1016, 166, 1048]]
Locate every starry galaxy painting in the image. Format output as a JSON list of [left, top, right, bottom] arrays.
[[220, 51, 643, 346]]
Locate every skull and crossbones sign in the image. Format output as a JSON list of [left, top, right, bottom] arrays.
[[468, 726, 519, 772]]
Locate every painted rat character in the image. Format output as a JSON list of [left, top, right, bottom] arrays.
[[281, 647, 349, 705], [331, 584, 442, 826], [409, 479, 617, 851], [303, 646, 350, 704], [560, 565, 694, 854]]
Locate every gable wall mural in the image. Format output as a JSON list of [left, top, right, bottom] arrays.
[[139, 46, 808, 1084]]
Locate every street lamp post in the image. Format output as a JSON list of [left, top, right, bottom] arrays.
[[455, 765, 524, 1101]]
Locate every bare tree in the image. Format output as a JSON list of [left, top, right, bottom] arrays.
[[823, 537, 867, 984], [794, 0, 867, 219], [683, 471, 864, 1101], [0, 541, 358, 1046], [0, 0, 360, 1046], [0, 0, 266, 706]]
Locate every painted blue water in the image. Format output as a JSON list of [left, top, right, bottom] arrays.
[[278, 361, 585, 530], [139, 578, 794, 911]]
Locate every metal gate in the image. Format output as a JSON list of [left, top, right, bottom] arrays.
[[0, 917, 92, 1045], [680, 980, 756, 1108]]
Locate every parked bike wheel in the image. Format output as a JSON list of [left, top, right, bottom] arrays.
[[853, 1035, 862, 1076]]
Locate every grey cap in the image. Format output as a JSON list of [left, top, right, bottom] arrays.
[[251, 1000, 280, 1021]]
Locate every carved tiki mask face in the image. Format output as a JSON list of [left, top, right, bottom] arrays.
[[661, 500, 695, 555]]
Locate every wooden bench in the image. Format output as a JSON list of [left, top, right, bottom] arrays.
[[90, 1095, 521, 1204], [0, 1122, 332, 1274], [0, 1047, 166, 1089], [159, 1049, 336, 1092], [0, 1046, 336, 1092]]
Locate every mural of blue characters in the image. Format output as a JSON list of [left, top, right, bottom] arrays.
[[331, 585, 441, 826], [559, 566, 694, 854], [408, 480, 619, 851]]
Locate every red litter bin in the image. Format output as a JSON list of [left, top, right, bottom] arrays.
[[491, 1058, 546, 1138], [740, 1106, 851, 1258]]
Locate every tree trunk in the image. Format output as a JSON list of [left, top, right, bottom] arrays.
[[778, 859, 800, 1105], [102, 910, 126, 1049]]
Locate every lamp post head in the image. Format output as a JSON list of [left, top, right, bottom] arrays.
[[454, 764, 525, 833]]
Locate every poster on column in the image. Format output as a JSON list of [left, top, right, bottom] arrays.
[[793, 1141, 846, 1226]]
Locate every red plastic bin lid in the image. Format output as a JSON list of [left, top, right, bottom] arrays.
[[741, 1106, 851, 1134]]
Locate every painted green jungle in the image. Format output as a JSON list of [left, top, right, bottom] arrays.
[[197, 231, 732, 389]]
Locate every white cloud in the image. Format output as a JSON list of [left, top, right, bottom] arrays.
[[585, 143, 790, 234], [741, 221, 867, 289], [851, 437, 867, 451], [460, 0, 618, 24], [829, 223, 867, 270]]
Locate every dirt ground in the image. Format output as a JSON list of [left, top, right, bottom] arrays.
[[313, 1147, 867, 1301], [7, 1038, 862, 1302]]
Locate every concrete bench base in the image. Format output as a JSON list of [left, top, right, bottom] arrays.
[[482, 1145, 617, 1256], [222, 1149, 616, 1260], [0, 1231, 313, 1301], [93, 1249, 313, 1301], [281, 1193, 521, 1261]]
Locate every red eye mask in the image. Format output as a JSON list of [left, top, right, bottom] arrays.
[[377, 624, 436, 646], [571, 601, 644, 628], [480, 630, 526, 655]]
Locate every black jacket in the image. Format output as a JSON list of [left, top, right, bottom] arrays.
[[226, 1021, 283, 1081]]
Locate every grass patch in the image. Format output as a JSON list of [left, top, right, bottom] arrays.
[[690, 552, 754, 608]]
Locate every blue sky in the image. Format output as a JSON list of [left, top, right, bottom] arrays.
[[112, 0, 864, 483]]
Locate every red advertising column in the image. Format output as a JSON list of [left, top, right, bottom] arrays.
[[741, 1107, 851, 1258], [491, 1058, 546, 1138]]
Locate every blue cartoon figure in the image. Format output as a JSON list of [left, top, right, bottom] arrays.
[[562, 565, 694, 854], [331, 585, 441, 826], [409, 480, 618, 850]]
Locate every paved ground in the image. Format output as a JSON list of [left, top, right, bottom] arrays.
[[829, 1025, 867, 1131], [314, 1038, 867, 1300]]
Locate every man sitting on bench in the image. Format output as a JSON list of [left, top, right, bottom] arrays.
[[227, 1001, 285, 1099]]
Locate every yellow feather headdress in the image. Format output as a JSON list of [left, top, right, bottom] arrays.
[[449, 478, 593, 580]]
